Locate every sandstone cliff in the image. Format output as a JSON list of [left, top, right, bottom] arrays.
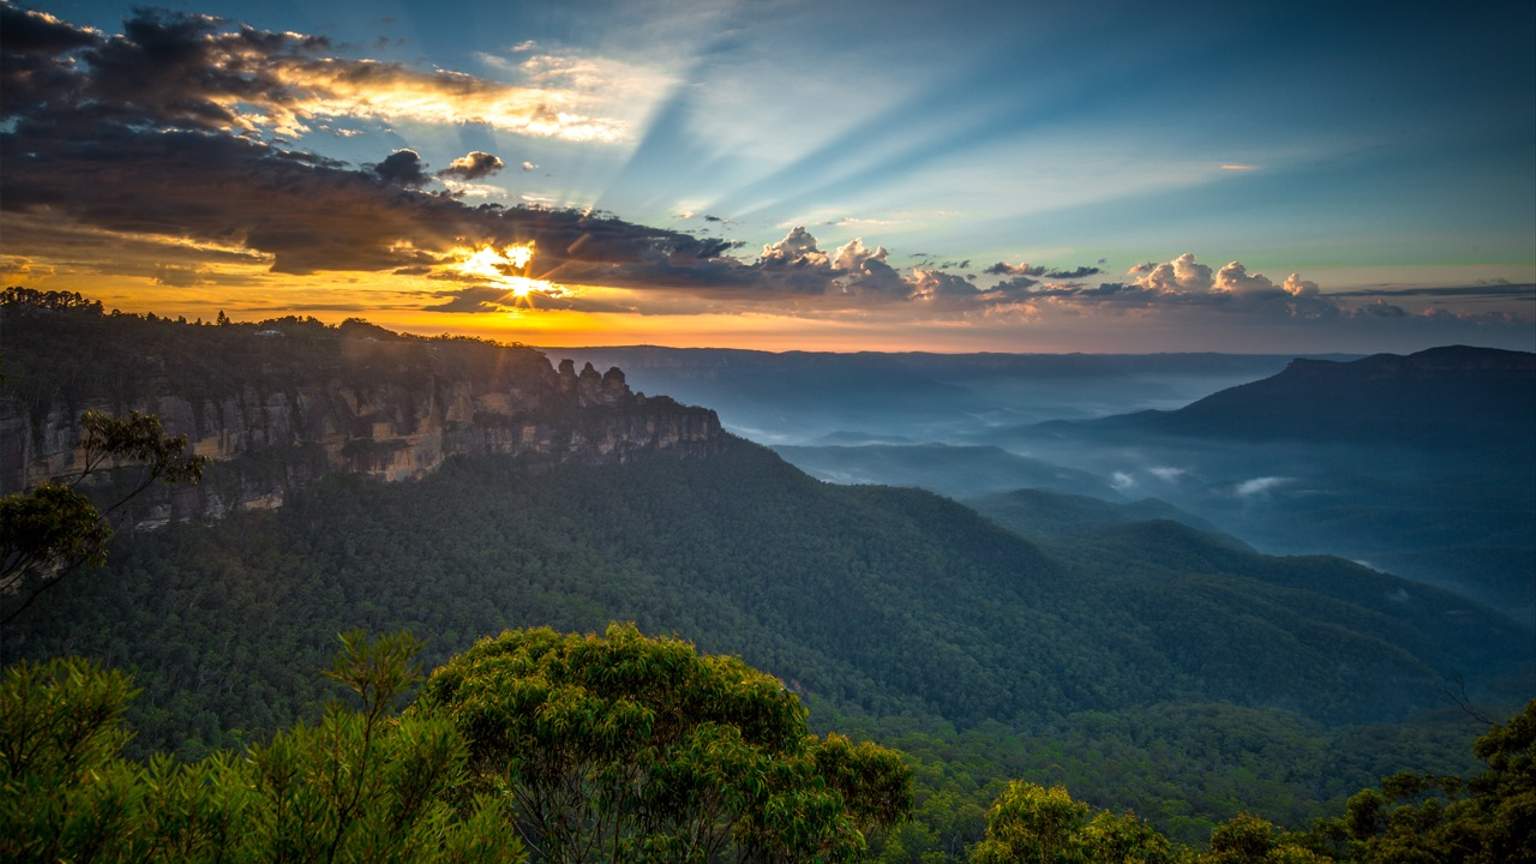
[[1, 304, 723, 525]]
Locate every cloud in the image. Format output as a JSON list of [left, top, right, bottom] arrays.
[[1127, 252, 1213, 293], [371, 149, 430, 186], [1147, 466, 1186, 481], [423, 285, 514, 313], [829, 237, 887, 272], [985, 261, 1047, 277], [0, 254, 54, 279], [1110, 471, 1136, 490], [1044, 265, 1102, 279], [989, 275, 1039, 292], [1219, 163, 1259, 172], [1327, 283, 1536, 299], [1355, 298, 1408, 318], [1, 115, 733, 279], [3, 5, 1531, 342], [908, 269, 977, 300], [2, 6, 628, 142], [153, 264, 209, 286], [1235, 476, 1291, 497], [760, 225, 827, 267], [438, 151, 505, 181]]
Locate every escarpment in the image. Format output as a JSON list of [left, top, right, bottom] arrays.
[[0, 305, 723, 524]]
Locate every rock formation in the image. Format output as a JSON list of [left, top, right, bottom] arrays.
[[0, 304, 724, 526]]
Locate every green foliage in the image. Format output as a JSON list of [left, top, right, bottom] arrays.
[[970, 782, 1093, 864], [0, 482, 112, 579], [1304, 699, 1536, 864], [0, 647, 525, 864], [1197, 813, 1326, 864], [4, 442, 1518, 858], [418, 622, 912, 862], [0, 409, 205, 624], [967, 781, 1182, 864]]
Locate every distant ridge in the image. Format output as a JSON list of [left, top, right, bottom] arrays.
[[1050, 345, 1536, 449]]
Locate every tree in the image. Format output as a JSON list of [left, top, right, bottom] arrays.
[[0, 286, 102, 313], [1199, 813, 1326, 864], [1, 410, 205, 624], [416, 622, 913, 863], [970, 782, 1091, 864], [970, 781, 1188, 864], [1315, 699, 1536, 863], [0, 636, 526, 864]]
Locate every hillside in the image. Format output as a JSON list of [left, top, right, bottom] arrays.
[[966, 487, 1222, 539], [1051, 346, 1536, 449], [977, 347, 1536, 618], [774, 443, 1116, 499], [6, 437, 1526, 738]]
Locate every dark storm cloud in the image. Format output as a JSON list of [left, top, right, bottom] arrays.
[[988, 275, 1039, 292], [0, 113, 734, 278], [423, 285, 512, 313], [371, 149, 431, 186], [77, 7, 329, 132], [983, 262, 1099, 279], [0, 4, 745, 285], [1044, 265, 1102, 279], [0, 4, 102, 117]]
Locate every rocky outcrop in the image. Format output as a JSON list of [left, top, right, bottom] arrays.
[[0, 312, 724, 525]]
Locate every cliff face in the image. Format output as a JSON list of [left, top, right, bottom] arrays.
[[0, 308, 723, 525]]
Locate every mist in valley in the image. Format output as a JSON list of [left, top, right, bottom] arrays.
[[558, 347, 1536, 625]]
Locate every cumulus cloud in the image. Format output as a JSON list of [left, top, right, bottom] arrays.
[[985, 261, 1046, 277], [1147, 466, 1186, 482], [437, 150, 505, 181], [909, 268, 980, 302], [760, 225, 827, 267], [1110, 471, 1136, 490], [1005, 252, 1363, 320], [521, 160, 537, 172], [1127, 252, 1213, 293], [371, 149, 430, 186], [830, 237, 887, 272]]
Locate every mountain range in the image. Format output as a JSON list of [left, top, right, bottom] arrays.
[[2, 299, 1531, 843]]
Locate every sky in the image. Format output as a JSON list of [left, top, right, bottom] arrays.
[[2, 0, 1534, 352]]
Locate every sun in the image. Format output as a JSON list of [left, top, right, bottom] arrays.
[[450, 242, 558, 300]]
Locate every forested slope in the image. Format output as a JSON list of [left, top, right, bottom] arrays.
[[5, 439, 1524, 752]]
